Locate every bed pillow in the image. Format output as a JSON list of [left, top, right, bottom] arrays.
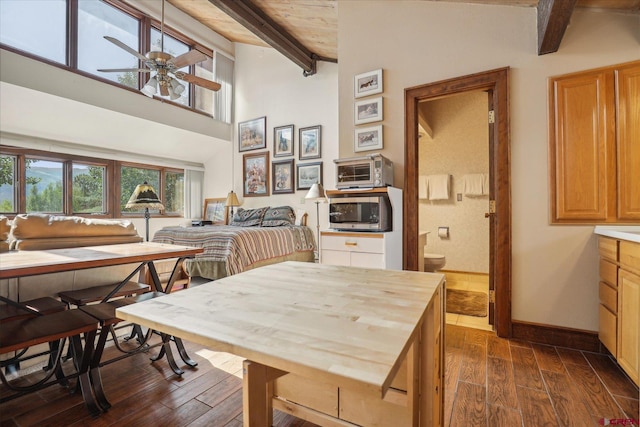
[[230, 207, 268, 227], [261, 206, 296, 227]]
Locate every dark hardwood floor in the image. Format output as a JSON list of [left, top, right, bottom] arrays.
[[1, 325, 638, 426]]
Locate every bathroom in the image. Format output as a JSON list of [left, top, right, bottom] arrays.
[[418, 90, 491, 331]]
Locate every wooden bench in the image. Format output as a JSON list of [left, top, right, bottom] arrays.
[[58, 281, 151, 306], [0, 297, 67, 323], [0, 309, 102, 417]]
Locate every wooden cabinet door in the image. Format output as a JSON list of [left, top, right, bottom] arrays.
[[549, 69, 616, 222], [616, 62, 640, 220], [617, 268, 639, 385]]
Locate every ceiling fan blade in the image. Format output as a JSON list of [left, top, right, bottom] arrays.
[[175, 73, 222, 92], [103, 36, 150, 63], [168, 50, 207, 69], [97, 68, 151, 73]]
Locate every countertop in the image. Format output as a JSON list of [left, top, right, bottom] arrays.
[[594, 226, 640, 244]]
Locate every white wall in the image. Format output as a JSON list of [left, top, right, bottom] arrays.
[[337, 2, 640, 331], [207, 44, 338, 235]]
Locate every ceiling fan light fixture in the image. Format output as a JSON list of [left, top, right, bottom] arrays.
[[141, 76, 158, 97], [170, 78, 185, 95], [167, 84, 180, 101]]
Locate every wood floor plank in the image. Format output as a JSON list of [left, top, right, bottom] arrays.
[[532, 344, 565, 373], [160, 367, 237, 409], [542, 370, 597, 427], [464, 329, 491, 346], [487, 335, 511, 360], [611, 395, 639, 420], [188, 388, 243, 427], [446, 324, 467, 350], [555, 347, 590, 367], [564, 362, 627, 419], [487, 356, 518, 409], [582, 352, 640, 400], [487, 404, 522, 426], [511, 346, 545, 390], [195, 372, 242, 408], [458, 342, 487, 385], [450, 381, 486, 427], [516, 385, 558, 427], [444, 346, 464, 427]]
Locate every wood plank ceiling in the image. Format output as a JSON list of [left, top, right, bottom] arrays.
[[167, 0, 639, 74]]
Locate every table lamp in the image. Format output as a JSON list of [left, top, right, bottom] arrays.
[[125, 181, 164, 241], [225, 190, 241, 223], [305, 183, 326, 261]]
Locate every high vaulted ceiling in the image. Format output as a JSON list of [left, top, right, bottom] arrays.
[[168, 0, 639, 74]]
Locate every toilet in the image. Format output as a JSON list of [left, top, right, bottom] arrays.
[[424, 253, 446, 272]]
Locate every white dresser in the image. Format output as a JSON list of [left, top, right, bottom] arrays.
[[320, 187, 402, 270]]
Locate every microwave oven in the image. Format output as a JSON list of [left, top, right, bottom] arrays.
[[328, 194, 392, 231], [334, 154, 393, 189]]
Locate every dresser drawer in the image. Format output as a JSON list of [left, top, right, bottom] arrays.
[[598, 237, 618, 262], [599, 281, 617, 313], [620, 240, 640, 276], [321, 233, 384, 254], [599, 259, 618, 288]]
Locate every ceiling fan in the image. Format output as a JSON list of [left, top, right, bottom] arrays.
[[98, 0, 221, 99]]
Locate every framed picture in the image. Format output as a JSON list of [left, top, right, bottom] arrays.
[[203, 198, 228, 224], [354, 125, 383, 152], [273, 124, 294, 157], [243, 151, 270, 197], [355, 97, 383, 125], [354, 69, 383, 98], [296, 161, 323, 190], [299, 125, 321, 160], [272, 159, 295, 194], [238, 116, 266, 152]]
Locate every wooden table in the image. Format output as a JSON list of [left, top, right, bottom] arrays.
[[116, 261, 445, 426]]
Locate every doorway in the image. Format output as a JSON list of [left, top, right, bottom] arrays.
[[404, 68, 512, 338]]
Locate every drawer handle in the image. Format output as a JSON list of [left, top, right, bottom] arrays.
[[344, 242, 357, 246]]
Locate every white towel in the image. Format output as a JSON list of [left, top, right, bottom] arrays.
[[483, 173, 489, 195], [418, 176, 428, 199], [463, 174, 485, 196], [427, 174, 450, 200]]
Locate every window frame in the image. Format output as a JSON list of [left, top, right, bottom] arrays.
[[0, 145, 183, 219], [0, 0, 216, 118]]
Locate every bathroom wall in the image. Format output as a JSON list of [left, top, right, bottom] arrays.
[[419, 90, 489, 273]]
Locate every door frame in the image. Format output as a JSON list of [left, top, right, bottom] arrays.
[[404, 67, 512, 338]]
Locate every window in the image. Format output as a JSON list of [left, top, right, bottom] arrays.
[[1, 146, 184, 218], [72, 163, 106, 214], [78, 0, 140, 88], [0, 0, 66, 64], [0, 155, 17, 213], [26, 159, 64, 214]]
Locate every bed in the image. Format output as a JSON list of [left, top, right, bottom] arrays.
[[152, 206, 316, 280]]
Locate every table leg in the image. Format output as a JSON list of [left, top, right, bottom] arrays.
[[152, 333, 184, 376], [70, 331, 102, 418], [242, 360, 272, 427]]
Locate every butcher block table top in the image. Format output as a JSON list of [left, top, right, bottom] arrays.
[[116, 261, 444, 397]]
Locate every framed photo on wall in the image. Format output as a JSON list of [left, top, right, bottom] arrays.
[[273, 124, 294, 157], [354, 69, 383, 98], [239, 116, 266, 152], [203, 198, 229, 224], [354, 125, 383, 152], [296, 162, 323, 190], [243, 151, 270, 197], [272, 159, 295, 194], [299, 125, 321, 160], [354, 97, 383, 125]]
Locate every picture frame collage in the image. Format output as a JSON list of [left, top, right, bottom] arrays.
[[239, 117, 323, 197], [353, 69, 384, 153]]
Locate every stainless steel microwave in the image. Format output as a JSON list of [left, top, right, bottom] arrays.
[[334, 154, 394, 189], [328, 194, 392, 231]]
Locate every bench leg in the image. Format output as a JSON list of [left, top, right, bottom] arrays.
[[151, 333, 184, 376], [174, 337, 198, 368], [89, 327, 112, 411], [70, 331, 102, 418]]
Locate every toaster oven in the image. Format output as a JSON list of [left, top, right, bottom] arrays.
[[334, 154, 393, 189]]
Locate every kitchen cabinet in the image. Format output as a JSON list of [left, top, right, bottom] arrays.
[[596, 231, 640, 386], [321, 231, 395, 269], [549, 60, 640, 223]]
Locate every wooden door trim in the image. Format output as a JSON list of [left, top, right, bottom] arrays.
[[404, 67, 512, 338]]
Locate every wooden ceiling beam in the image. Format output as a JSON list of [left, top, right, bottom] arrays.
[[537, 0, 578, 55], [207, 0, 321, 76]]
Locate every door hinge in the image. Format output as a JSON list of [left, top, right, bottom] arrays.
[[488, 110, 495, 124], [489, 290, 495, 303], [489, 200, 496, 214]]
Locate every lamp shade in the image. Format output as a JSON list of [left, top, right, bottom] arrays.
[[225, 190, 241, 207], [305, 183, 326, 201], [125, 181, 164, 211]]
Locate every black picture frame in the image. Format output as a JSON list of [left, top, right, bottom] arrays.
[[238, 116, 267, 152], [273, 124, 294, 157], [272, 159, 295, 194], [299, 125, 321, 160], [296, 161, 323, 190]]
